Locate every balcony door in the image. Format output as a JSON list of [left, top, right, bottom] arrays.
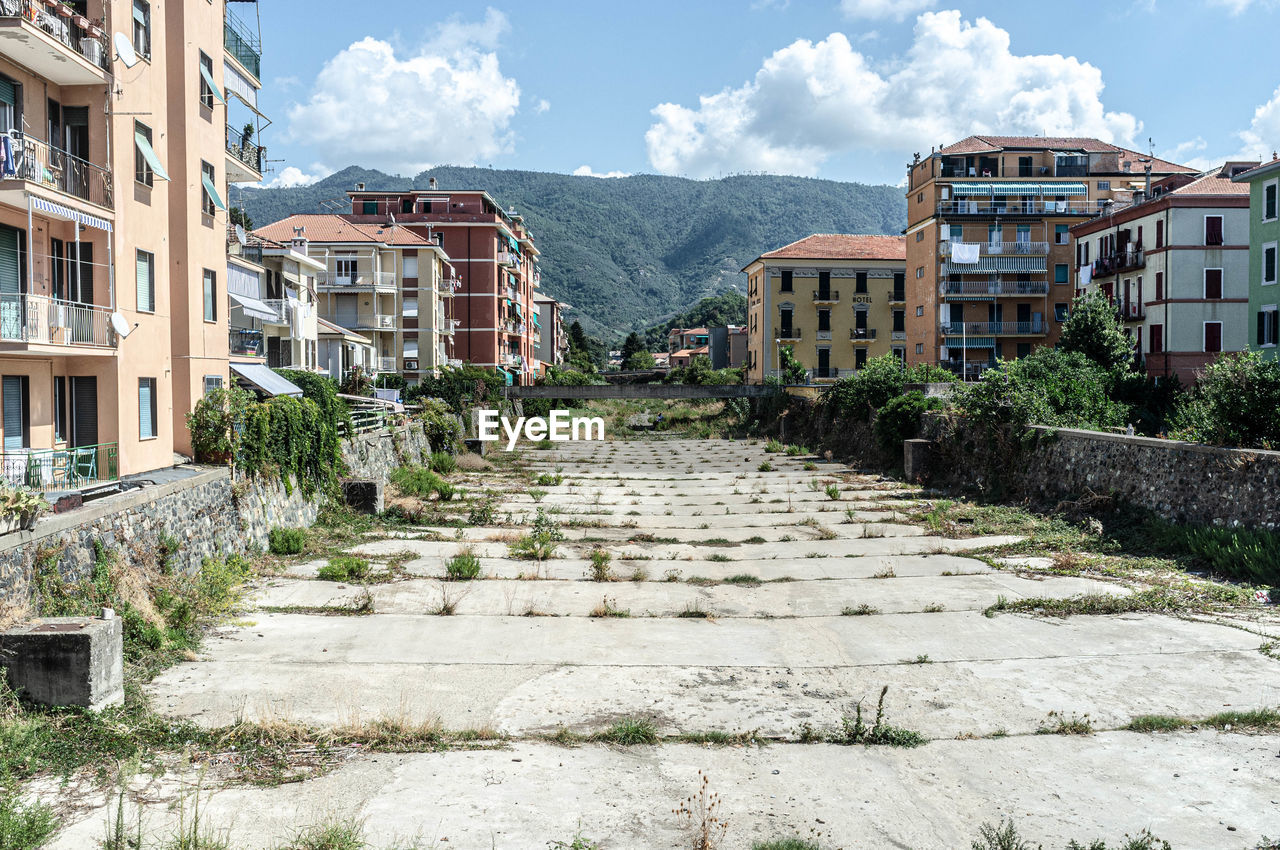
[[335, 254, 357, 286], [816, 347, 830, 378], [0, 226, 25, 341], [69, 376, 97, 449], [2, 375, 28, 452]]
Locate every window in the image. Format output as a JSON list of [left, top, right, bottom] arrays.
[[855, 272, 867, 294], [1149, 324, 1163, 354], [1204, 268, 1223, 300], [403, 297, 418, 317], [916, 192, 923, 203], [892, 309, 904, 333], [200, 161, 219, 215], [1096, 180, 1111, 191], [136, 250, 155, 313], [1054, 263, 1068, 284], [817, 309, 830, 332], [1258, 308, 1279, 347], [53, 376, 65, 443], [1204, 321, 1223, 353], [915, 266, 924, 279], [198, 52, 215, 108], [138, 378, 158, 440], [202, 269, 216, 322], [203, 376, 223, 396], [1054, 303, 1069, 322], [915, 343, 924, 355], [1, 375, 28, 451], [780, 270, 792, 292], [1155, 220, 1164, 249], [1055, 224, 1069, 245], [135, 121, 154, 186], [1205, 215, 1224, 246], [915, 231, 924, 242], [1018, 156, 1032, 177], [362, 201, 378, 215], [132, 0, 150, 59], [1155, 272, 1164, 301], [1264, 243, 1277, 285], [1264, 181, 1277, 222], [916, 306, 924, 317]]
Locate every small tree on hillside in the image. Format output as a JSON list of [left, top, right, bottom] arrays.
[[779, 345, 808, 385], [620, 332, 646, 363], [625, 350, 655, 370], [1059, 292, 1133, 373]]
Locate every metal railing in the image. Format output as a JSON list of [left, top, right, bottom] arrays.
[[939, 240, 1049, 257], [261, 299, 290, 324], [377, 356, 396, 372], [223, 5, 261, 79], [938, 201, 1092, 217], [3, 131, 113, 209], [226, 126, 264, 175], [849, 328, 877, 341], [0, 442, 118, 494], [1116, 299, 1145, 321], [316, 269, 396, 288], [0, 293, 114, 348], [942, 280, 1050, 296], [0, 0, 109, 72], [1092, 249, 1145, 276], [888, 291, 906, 302], [229, 327, 264, 357], [812, 289, 839, 302], [497, 251, 520, 267], [891, 330, 907, 341], [942, 321, 1047, 336], [809, 367, 840, 380]]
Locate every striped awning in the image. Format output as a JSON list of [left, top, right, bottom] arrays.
[[944, 336, 996, 349], [1043, 183, 1087, 196], [942, 256, 1047, 274], [951, 183, 992, 197], [29, 196, 112, 232], [990, 183, 1046, 196]]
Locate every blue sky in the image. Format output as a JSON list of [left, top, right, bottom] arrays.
[[252, 0, 1280, 188]]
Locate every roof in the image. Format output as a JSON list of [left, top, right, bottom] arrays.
[[230, 363, 303, 398], [1166, 171, 1253, 196], [255, 214, 432, 246], [748, 234, 906, 268], [672, 346, 709, 358], [935, 135, 1193, 174], [670, 327, 708, 335], [1232, 156, 1280, 183], [316, 316, 373, 344]]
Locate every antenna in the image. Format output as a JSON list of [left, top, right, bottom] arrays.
[[234, 224, 246, 245], [113, 32, 138, 68]]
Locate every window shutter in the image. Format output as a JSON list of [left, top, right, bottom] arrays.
[[138, 380, 153, 439], [1155, 221, 1163, 248], [71, 376, 97, 447], [1271, 311, 1280, 345], [0, 227, 19, 297], [136, 253, 152, 311], [0, 79, 14, 108], [1259, 312, 1267, 346], [1266, 247, 1277, 283], [2, 375, 24, 451]]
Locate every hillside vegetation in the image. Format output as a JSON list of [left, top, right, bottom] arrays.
[[239, 165, 905, 338]]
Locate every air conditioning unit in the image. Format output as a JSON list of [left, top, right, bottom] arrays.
[[404, 358, 419, 370]]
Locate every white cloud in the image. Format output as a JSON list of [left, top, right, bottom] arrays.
[[572, 165, 630, 178], [1177, 85, 1280, 172], [286, 9, 520, 174], [535, 98, 551, 114], [262, 164, 332, 189], [645, 11, 1141, 178], [840, 0, 936, 20]]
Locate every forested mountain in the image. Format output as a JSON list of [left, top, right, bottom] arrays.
[[641, 292, 748, 350], [238, 166, 905, 339]]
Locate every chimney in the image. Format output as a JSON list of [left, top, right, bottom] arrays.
[[355, 182, 365, 191], [1143, 163, 1152, 200], [429, 177, 438, 190]]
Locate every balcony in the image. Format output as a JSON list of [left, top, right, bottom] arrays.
[[0, 442, 118, 495], [500, 353, 523, 368], [1115, 299, 1145, 322], [849, 328, 877, 343], [316, 269, 396, 291], [937, 201, 1092, 217], [942, 280, 1051, 297], [441, 319, 459, 336], [0, 293, 115, 351], [1092, 249, 1145, 277], [261, 299, 290, 325], [0, 132, 113, 211], [888, 290, 906, 304], [224, 5, 261, 81], [775, 328, 801, 342], [229, 327, 264, 357], [812, 289, 840, 304], [377, 356, 396, 372], [809, 367, 840, 382], [939, 240, 1049, 257], [354, 314, 396, 331], [497, 251, 520, 268], [942, 321, 1047, 336], [438, 277, 460, 296], [0, 1, 109, 85], [225, 126, 265, 183], [891, 330, 907, 341]]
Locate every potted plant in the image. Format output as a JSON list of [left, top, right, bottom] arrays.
[[0, 482, 48, 533], [55, 3, 73, 18]]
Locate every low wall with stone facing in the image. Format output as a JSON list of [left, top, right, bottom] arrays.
[[0, 423, 431, 604]]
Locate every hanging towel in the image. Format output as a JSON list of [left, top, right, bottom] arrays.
[[0, 135, 14, 178], [1078, 264, 1092, 286], [950, 242, 981, 264]]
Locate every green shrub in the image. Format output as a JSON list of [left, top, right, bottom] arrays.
[[824, 483, 841, 501], [390, 465, 458, 501], [445, 549, 482, 581], [903, 362, 955, 384], [522, 367, 601, 418], [956, 348, 1129, 431], [1175, 524, 1280, 586], [535, 472, 564, 486], [509, 508, 565, 560], [825, 354, 909, 420], [429, 451, 457, 475], [406, 364, 505, 412], [758, 461, 773, 472], [874, 391, 944, 451], [467, 498, 498, 526], [196, 554, 253, 614], [587, 547, 612, 582], [268, 527, 306, 555], [1169, 351, 1280, 448], [0, 788, 58, 850], [317, 556, 370, 582]]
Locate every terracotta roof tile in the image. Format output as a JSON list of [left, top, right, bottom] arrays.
[[755, 234, 906, 263], [255, 214, 432, 246], [934, 135, 1193, 174], [1167, 172, 1252, 196]]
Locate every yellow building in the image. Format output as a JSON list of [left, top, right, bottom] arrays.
[[744, 235, 906, 384]]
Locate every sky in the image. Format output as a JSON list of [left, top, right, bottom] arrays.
[[249, 0, 1280, 190]]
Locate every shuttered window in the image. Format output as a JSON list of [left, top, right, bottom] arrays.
[[1149, 324, 1163, 354], [70, 376, 96, 447], [203, 269, 216, 321], [138, 378, 157, 440], [1265, 245, 1277, 285], [136, 250, 155, 312], [1266, 183, 1278, 221], [1155, 272, 1164, 301], [2, 375, 28, 451], [53, 376, 65, 443], [1204, 268, 1223, 300]]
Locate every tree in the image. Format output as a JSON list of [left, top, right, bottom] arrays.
[[778, 345, 807, 385], [1059, 292, 1133, 373], [620, 332, 646, 363], [625, 350, 655, 370], [229, 206, 254, 231], [1170, 351, 1280, 448]]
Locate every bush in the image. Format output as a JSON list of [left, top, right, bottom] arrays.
[[390, 465, 458, 501], [407, 364, 506, 412], [430, 452, 457, 475], [268, 527, 306, 555], [523, 366, 600, 418], [509, 508, 564, 560], [874, 391, 944, 451], [825, 355, 909, 421], [445, 549, 482, 580], [1175, 525, 1280, 586], [1169, 350, 1280, 448], [955, 348, 1129, 431], [0, 788, 58, 850], [317, 556, 370, 582], [1058, 291, 1135, 373], [417, 399, 464, 454]]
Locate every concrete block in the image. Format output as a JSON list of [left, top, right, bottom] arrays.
[[342, 480, 384, 515], [0, 616, 123, 710], [464, 438, 486, 457], [904, 439, 933, 483]]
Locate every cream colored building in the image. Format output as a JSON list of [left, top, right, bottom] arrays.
[[744, 235, 907, 384]]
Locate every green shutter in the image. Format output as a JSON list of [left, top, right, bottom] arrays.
[[0, 228, 19, 296], [138, 379, 153, 439], [3, 375, 24, 451], [0, 79, 14, 108], [136, 252, 152, 312]]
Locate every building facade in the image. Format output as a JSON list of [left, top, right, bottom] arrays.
[[533, 295, 567, 370], [1232, 157, 1280, 361], [1072, 163, 1255, 383], [904, 136, 1193, 377], [744, 235, 907, 384]]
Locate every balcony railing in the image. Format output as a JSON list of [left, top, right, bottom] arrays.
[[938, 201, 1092, 217], [776, 328, 801, 341], [889, 291, 906, 303], [261, 299, 290, 325], [316, 269, 396, 288], [438, 278, 460, 295], [0, 442, 118, 494], [3, 131, 113, 210], [1115, 299, 1145, 321], [226, 126, 265, 176], [377, 356, 396, 372], [0, 293, 114, 348], [939, 240, 1049, 257], [891, 330, 907, 341], [849, 328, 877, 341], [0, 1, 110, 76], [1092, 249, 1145, 277], [497, 251, 520, 267], [942, 321, 1047, 336], [809, 367, 840, 381], [943, 280, 1051, 297], [229, 327, 264, 357], [224, 5, 261, 79], [812, 290, 839, 303]]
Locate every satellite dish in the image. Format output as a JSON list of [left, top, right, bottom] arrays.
[[113, 33, 138, 68], [110, 312, 133, 339], [234, 224, 246, 245]]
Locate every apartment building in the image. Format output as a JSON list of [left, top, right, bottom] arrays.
[[533, 295, 567, 370], [0, 0, 245, 495], [710, 326, 747, 369], [341, 185, 541, 385], [744, 235, 907, 384], [1231, 157, 1280, 360], [254, 214, 455, 383], [1072, 163, 1255, 383], [904, 136, 1193, 377]]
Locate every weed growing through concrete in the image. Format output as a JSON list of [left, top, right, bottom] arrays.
[[1124, 707, 1280, 733], [630, 566, 649, 583], [828, 686, 925, 747], [528, 488, 548, 503], [268, 527, 307, 555], [535, 472, 564, 486], [444, 548, 482, 581], [803, 462, 818, 471], [901, 654, 932, 664], [1037, 711, 1093, 735], [842, 604, 880, 616], [432, 582, 470, 616], [723, 574, 761, 586], [872, 567, 896, 579], [589, 596, 630, 618], [824, 484, 841, 501], [678, 602, 713, 619], [765, 440, 784, 453], [922, 603, 945, 613], [593, 716, 657, 745], [674, 770, 730, 850], [758, 462, 774, 472], [316, 557, 370, 582], [510, 508, 566, 560], [807, 479, 822, 492], [587, 548, 614, 582]]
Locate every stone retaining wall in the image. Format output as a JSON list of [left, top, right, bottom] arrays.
[[0, 423, 429, 603]]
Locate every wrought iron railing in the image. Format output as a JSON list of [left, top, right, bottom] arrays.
[[0, 442, 118, 493], [2, 131, 113, 209], [0, 0, 109, 71], [226, 126, 264, 175], [0, 293, 114, 347]]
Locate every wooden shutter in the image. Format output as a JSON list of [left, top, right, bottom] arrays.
[[1259, 312, 1268, 346], [71, 376, 97, 447], [1150, 324, 1162, 354], [2, 375, 26, 451], [1205, 269, 1223, 299], [1155, 272, 1163, 301], [70, 242, 93, 305], [136, 252, 153, 312], [138, 379, 154, 439], [1155, 220, 1164, 248]]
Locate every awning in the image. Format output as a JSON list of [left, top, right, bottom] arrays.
[[199, 63, 227, 105], [134, 132, 170, 181], [229, 292, 280, 322], [202, 172, 227, 211], [951, 183, 992, 197], [1043, 183, 1087, 196], [28, 196, 112, 232], [944, 336, 996, 349], [991, 183, 1046, 196], [231, 363, 303, 397]]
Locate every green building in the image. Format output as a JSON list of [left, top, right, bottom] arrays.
[[1233, 158, 1280, 359]]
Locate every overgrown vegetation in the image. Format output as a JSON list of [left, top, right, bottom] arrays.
[[316, 556, 370, 582], [509, 508, 566, 560], [390, 466, 461, 502], [268, 527, 307, 556]]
